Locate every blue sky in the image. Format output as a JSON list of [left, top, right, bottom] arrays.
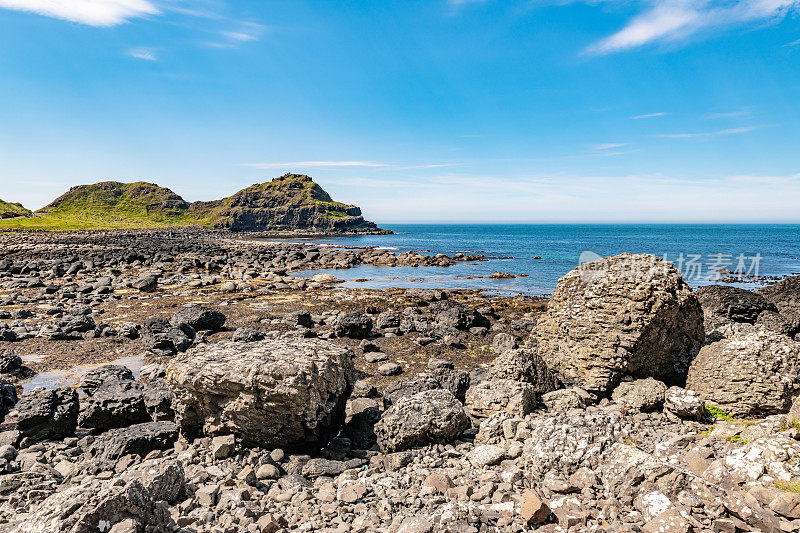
[[1, 0, 799, 223]]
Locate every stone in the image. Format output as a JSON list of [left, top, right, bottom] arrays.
[[211, 434, 236, 459], [171, 304, 226, 331], [486, 347, 559, 393], [611, 378, 668, 413], [519, 490, 551, 525], [79, 365, 135, 395], [85, 422, 179, 469], [256, 463, 280, 480], [232, 327, 265, 342], [464, 379, 536, 419], [165, 339, 354, 449], [132, 275, 158, 292], [664, 386, 706, 420], [332, 312, 373, 339], [301, 458, 346, 478], [283, 310, 313, 329], [383, 368, 470, 406], [468, 444, 505, 467], [196, 484, 219, 507], [491, 333, 517, 353], [141, 317, 194, 355], [541, 388, 590, 413], [374, 389, 470, 453], [642, 509, 691, 533], [686, 330, 800, 417], [428, 300, 489, 331], [0, 349, 22, 373], [375, 311, 400, 330], [531, 253, 704, 395], [396, 516, 433, 533], [17, 387, 78, 442], [377, 362, 402, 376], [78, 379, 150, 431]]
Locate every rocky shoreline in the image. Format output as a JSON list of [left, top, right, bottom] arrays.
[[0, 230, 799, 532]]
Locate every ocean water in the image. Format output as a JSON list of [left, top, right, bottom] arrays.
[[284, 224, 800, 296]]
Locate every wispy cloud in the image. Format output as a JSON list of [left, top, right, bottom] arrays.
[[587, 0, 800, 54], [705, 110, 750, 119], [0, 0, 159, 26], [659, 125, 762, 138], [244, 161, 391, 169], [207, 21, 266, 48], [127, 46, 157, 61], [632, 112, 667, 119], [592, 143, 628, 150]]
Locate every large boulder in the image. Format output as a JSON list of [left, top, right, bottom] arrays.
[[78, 379, 150, 431], [0, 349, 22, 374], [141, 317, 194, 356], [464, 379, 537, 419], [611, 378, 667, 413], [427, 300, 489, 331], [695, 285, 775, 329], [758, 275, 800, 336], [686, 330, 800, 417], [374, 389, 469, 453], [165, 339, 354, 449], [79, 364, 135, 395], [531, 253, 704, 396], [17, 387, 78, 442], [332, 312, 373, 339], [170, 304, 226, 331]]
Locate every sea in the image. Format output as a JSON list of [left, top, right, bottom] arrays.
[[273, 224, 800, 297]]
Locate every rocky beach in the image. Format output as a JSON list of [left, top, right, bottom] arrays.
[[0, 228, 798, 533]]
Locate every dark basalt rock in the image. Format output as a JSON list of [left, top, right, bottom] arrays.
[[696, 285, 776, 327], [142, 317, 194, 355], [79, 364, 135, 395], [17, 387, 79, 442], [78, 379, 150, 431], [0, 349, 22, 374], [170, 304, 226, 332], [85, 421, 180, 469], [332, 312, 373, 339], [0, 378, 17, 423]]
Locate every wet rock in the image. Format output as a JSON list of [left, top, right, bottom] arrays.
[[170, 304, 226, 331], [611, 378, 668, 413], [332, 312, 373, 339], [374, 389, 469, 453], [686, 330, 800, 417], [17, 387, 78, 442], [165, 339, 354, 449], [532, 253, 704, 395], [0, 349, 22, 373]]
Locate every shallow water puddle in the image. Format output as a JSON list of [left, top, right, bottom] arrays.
[[21, 354, 145, 395]]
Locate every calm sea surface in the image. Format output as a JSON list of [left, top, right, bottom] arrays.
[[275, 224, 800, 296]]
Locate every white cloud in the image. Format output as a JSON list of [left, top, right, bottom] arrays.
[[127, 46, 157, 60], [705, 110, 750, 119], [0, 0, 159, 26], [588, 0, 800, 54], [659, 125, 762, 138], [632, 112, 668, 119]]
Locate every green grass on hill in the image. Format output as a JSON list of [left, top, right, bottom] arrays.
[[0, 198, 31, 219], [0, 175, 358, 231]]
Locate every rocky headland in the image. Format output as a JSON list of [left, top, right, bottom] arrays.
[[0, 231, 799, 532], [0, 174, 388, 234]]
